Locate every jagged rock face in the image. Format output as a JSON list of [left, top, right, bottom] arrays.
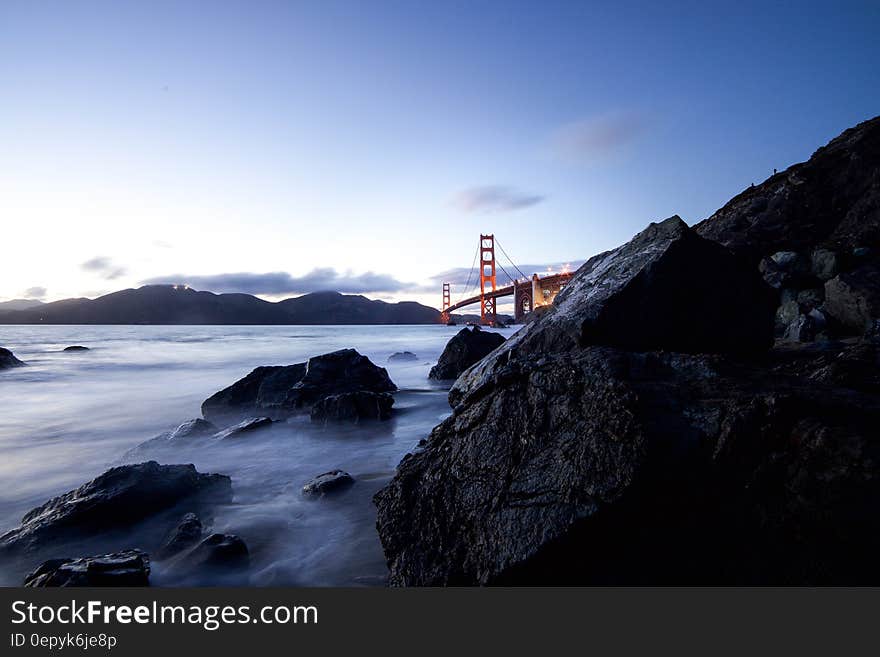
[[24, 549, 150, 587], [695, 116, 880, 260], [695, 116, 880, 342], [428, 328, 506, 380], [310, 391, 394, 423], [375, 342, 880, 585], [0, 462, 232, 553], [0, 347, 24, 369], [202, 349, 396, 422]]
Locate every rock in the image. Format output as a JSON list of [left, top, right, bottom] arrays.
[[782, 309, 827, 343], [181, 533, 249, 570], [169, 418, 217, 441], [214, 416, 273, 440], [770, 251, 809, 274], [202, 349, 396, 422], [812, 249, 839, 281], [63, 345, 89, 352], [796, 288, 825, 310], [695, 116, 880, 262], [0, 462, 232, 553], [156, 513, 203, 560], [310, 391, 394, 423], [24, 550, 150, 587], [389, 351, 419, 362], [824, 265, 880, 334], [375, 344, 880, 585], [302, 470, 355, 498], [0, 347, 24, 369], [775, 300, 801, 336], [428, 327, 506, 380]]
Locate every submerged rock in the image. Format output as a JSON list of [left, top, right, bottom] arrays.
[[388, 351, 419, 362], [169, 418, 217, 441], [0, 347, 24, 369], [202, 349, 396, 422], [428, 327, 506, 380], [156, 513, 203, 560], [24, 549, 150, 587], [63, 345, 89, 352], [181, 533, 249, 570], [302, 471, 354, 499], [214, 416, 272, 440], [310, 391, 394, 423], [0, 462, 232, 553]]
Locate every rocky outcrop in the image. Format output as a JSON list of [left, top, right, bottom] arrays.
[[302, 471, 354, 498], [428, 327, 506, 380], [389, 351, 419, 362], [310, 391, 394, 424], [0, 347, 24, 369], [24, 550, 150, 587], [0, 462, 232, 553], [156, 513, 204, 560], [202, 349, 396, 422], [375, 151, 880, 585], [214, 416, 272, 440], [696, 116, 880, 342]]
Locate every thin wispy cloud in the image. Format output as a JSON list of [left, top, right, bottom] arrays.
[[141, 268, 416, 296], [549, 111, 646, 163], [454, 185, 546, 213], [81, 256, 127, 280], [23, 286, 47, 299]]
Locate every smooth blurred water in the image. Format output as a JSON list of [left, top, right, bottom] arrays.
[[0, 324, 512, 586]]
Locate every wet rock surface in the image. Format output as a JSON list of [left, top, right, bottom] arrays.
[[24, 549, 150, 587], [302, 471, 355, 499], [202, 349, 396, 422], [375, 120, 880, 586], [310, 391, 394, 423], [214, 416, 273, 440], [156, 513, 204, 560], [0, 347, 24, 369], [428, 327, 506, 380], [0, 462, 232, 553], [179, 533, 249, 570]]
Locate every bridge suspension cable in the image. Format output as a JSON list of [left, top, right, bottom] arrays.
[[455, 245, 480, 306], [494, 239, 529, 282]]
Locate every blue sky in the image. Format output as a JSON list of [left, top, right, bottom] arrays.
[[1, 0, 878, 308]]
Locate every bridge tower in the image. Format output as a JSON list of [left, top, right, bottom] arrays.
[[479, 234, 497, 326], [440, 282, 451, 323]]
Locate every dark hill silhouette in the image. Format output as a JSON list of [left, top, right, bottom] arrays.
[[0, 286, 442, 325]]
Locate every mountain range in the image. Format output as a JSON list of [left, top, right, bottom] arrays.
[[0, 286, 447, 325]]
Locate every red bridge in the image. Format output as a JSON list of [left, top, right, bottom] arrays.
[[440, 234, 574, 326]]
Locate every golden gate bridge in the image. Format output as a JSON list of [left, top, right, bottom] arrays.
[[440, 234, 574, 326]]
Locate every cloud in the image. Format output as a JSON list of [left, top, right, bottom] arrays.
[[141, 268, 416, 296], [549, 111, 646, 162], [23, 286, 47, 299], [81, 256, 127, 280], [453, 186, 545, 214]]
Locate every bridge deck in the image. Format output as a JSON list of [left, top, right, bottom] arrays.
[[445, 272, 572, 314]]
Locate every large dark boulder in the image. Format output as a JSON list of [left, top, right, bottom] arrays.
[[823, 265, 880, 334], [0, 462, 232, 553], [0, 347, 24, 369], [375, 342, 880, 585], [428, 327, 506, 380], [24, 549, 150, 587], [310, 391, 394, 424], [202, 349, 396, 422]]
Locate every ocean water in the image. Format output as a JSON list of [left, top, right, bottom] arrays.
[[0, 324, 512, 586]]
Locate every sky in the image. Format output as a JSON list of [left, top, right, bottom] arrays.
[[1, 0, 879, 310]]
